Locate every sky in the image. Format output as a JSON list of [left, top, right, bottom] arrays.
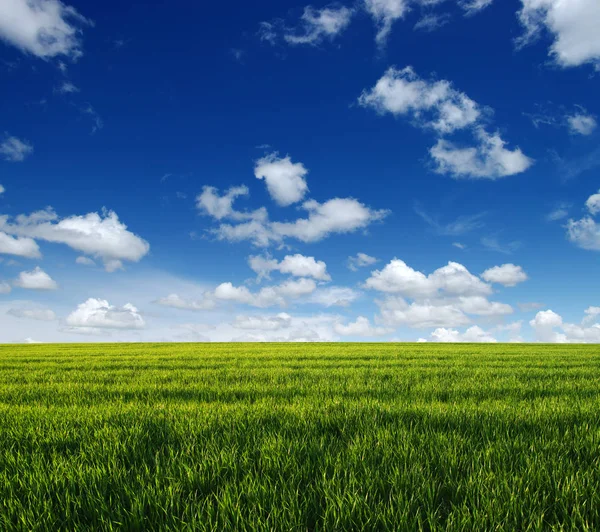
[[0, 0, 599, 343]]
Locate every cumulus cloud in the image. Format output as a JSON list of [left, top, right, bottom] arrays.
[[585, 190, 600, 216], [214, 278, 317, 308], [283, 5, 354, 45], [0, 135, 33, 162], [566, 217, 600, 251], [529, 309, 566, 342], [254, 154, 309, 206], [196, 185, 266, 222], [0, 0, 91, 59], [567, 112, 597, 136], [347, 252, 378, 271], [14, 267, 58, 290], [272, 198, 389, 243], [1, 208, 149, 271], [429, 325, 497, 342], [233, 313, 292, 331], [66, 298, 145, 330], [75, 256, 95, 266], [377, 297, 471, 328], [0, 232, 41, 258], [365, 259, 491, 298], [368, 258, 514, 328], [358, 66, 481, 134], [516, 0, 600, 69], [334, 316, 390, 336], [248, 253, 330, 281], [7, 307, 57, 321], [481, 264, 528, 286], [154, 293, 216, 311], [360, 68, 532, 179], [0, 0, 91, 60], [430, 129, 533, 179], [364, 0, 410, 46], [309, 286, 360, 307]]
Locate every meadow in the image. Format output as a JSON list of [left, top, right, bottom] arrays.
[[0, 342, 599, 531]]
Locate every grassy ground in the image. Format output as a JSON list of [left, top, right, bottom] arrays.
[[0, 342, 599, 531]]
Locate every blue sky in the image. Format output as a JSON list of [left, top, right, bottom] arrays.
[[1, 0, 599, 343]]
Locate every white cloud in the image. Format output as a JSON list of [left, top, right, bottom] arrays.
[[481, 264, 528, 286], [0, 232, 41, 258], [360, 68, 532, 180], [358, 66, 481, 134], [430, 325, 497, 342], [272, 198, 388, 243], [233, 313, 292, 331], [459, 0, 494, 15], [54, 81, 79, 94], [430, 128, 533, 179], [516, 0, 600, 69], [334, 316, 390, 336], [309, 286, 360, 307], [7, 307, 57, 321], [365, 259, 491, 298], [583, 306, 600, 324], [254, 153, 309, 206], [529, 308, 600, 343], [567, 112, 597, 135], [283, 5, 354, 45], [14, 267, 58, 290], [0, 184, 4, 195], [481, 236, 520, 254], [413, 13, 450, 32], [248, 253, 331, 281], [566, 217, 600, 251], [347, 252, 378, 271], [214, 278, 317, 308], [546, 205, 570, 221], [66, 298, 145, 330], [154, 293, 216, 311], [0, 0, 91, 60], [0, 136, 33, 162], [24, 337, 42, 343], [75, 255, 96, 266], [0, 281, 11, 294], [455, 295, 513, 316], [2, 208, 149, 271], [364, 0, 410, 46], [453, 242, 466, 249], [377, 296, 471, 328], [214, 219, 275, 247], [585, 190, 600, 216], [196, 185, 266, 221], [529, 309, 566, 342]]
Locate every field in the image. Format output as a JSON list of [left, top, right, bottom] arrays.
[[1, 343, 599, 531]]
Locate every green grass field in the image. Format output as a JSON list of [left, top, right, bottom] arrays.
[[1, 343, 599, 531]]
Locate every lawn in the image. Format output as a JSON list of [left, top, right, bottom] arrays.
[[0, 342, 599, 530]]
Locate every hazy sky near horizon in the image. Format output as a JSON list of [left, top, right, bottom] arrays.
[[1, 0, 599, 343]]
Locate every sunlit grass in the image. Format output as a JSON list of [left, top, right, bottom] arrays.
[[1, 342, 599, 530]]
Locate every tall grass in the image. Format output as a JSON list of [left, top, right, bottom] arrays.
[[0, 343, 599, 530]]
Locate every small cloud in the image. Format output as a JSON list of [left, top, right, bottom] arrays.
[[14, 267, 58, 290], [231, 48, 245, 62], [347, 252, 378, 271], [545, 203, 571, 221], [0, 135, 33, 162], [452, 242, 466, 250], [481, 236, 521, 254], [54, 81, 79, 94], [76, 256, 96, 266], [414, 13, 451, 32]]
